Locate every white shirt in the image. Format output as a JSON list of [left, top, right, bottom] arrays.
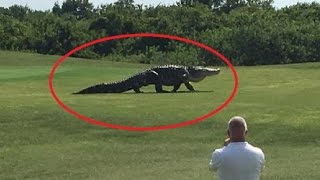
[[209, 142, 265, 180]]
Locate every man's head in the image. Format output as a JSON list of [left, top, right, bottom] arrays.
[[227, 116, 248, 142]]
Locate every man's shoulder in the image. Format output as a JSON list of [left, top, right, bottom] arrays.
[[213, 142, 264, 156], [246, 143, 265, 156], [212, 147, 224, 154], [212, 147, 225, 158]]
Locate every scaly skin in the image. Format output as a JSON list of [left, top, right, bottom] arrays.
[[73, 65, 220, 94]]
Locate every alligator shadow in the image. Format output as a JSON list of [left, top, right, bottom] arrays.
[[134, 90, 214, 94], [72, 90, 214, 95]]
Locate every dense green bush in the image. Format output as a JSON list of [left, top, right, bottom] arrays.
[[0, 0, 319, 66]]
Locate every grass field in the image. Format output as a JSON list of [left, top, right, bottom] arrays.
[[0, 50, 320, 179]]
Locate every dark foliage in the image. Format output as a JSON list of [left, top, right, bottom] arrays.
[[0, 0, 319, 65]]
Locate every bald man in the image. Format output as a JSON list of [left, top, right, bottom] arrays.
[[208, 116, 265, 180]]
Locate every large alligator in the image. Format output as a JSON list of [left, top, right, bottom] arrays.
[[73, 65, 220, 94]]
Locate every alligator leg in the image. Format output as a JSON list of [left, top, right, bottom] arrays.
[[133, 88, 143, 93], [181, 73, 196, 92], [148, 71, 169, 93], [184, 82, 196, 92], [155, 84, 169, 93], [172, 83, 182, 92], [132, 81, 143, 93]]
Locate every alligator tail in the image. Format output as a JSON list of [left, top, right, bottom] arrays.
[[73, 80, 133, 94]]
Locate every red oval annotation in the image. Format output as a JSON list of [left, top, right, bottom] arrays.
[[48, 33, 239, 132]]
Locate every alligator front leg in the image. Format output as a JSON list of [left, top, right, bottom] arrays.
[[181, 74, 195, 92], [184, 82, 196, 92]]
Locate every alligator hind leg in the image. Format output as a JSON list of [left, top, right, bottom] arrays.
[[155, 84, 169, 93], [134, 88, 143, 93], [144, 70, 168, 93], [132, 82, 143, 93], [172, 83, 182, 92]]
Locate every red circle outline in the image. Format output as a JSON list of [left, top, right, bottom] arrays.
[[48, 33, 239, 131]]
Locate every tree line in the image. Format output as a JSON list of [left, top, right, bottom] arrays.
[[0, 0, 319, 66]]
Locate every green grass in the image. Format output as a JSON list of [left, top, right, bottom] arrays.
[[0, 50, 319, 179]]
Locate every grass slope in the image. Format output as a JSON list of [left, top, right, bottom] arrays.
[[0, 51, 319, 179]]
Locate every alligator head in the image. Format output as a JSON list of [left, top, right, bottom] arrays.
[[187, 66, 220, 82]]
